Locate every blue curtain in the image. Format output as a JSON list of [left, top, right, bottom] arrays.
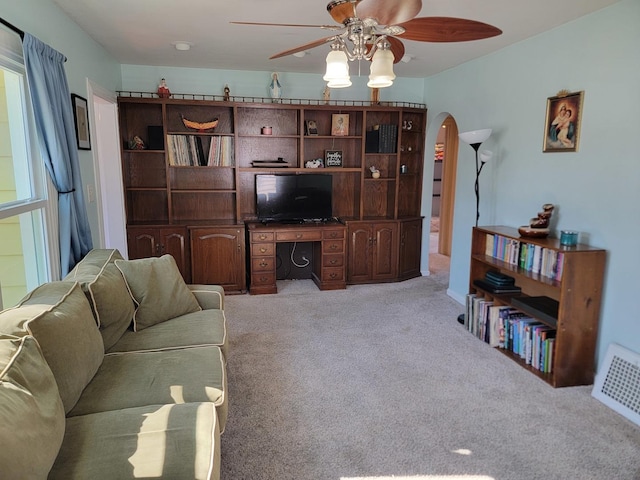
[[22, 33, 93, 276]]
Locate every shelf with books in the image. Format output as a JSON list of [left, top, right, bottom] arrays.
[[467, 225, 606, 387]]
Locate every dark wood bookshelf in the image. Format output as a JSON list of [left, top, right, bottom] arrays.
[[118, 95, 427, 292]]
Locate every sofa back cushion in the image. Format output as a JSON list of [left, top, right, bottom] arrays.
[[0, 335, 65, 478], [64, 249, 135, 350], [115, 255, 201, 331], [0, 281, 104, 413]]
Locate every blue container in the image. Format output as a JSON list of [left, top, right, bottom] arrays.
[[560, 230, 578, 246]]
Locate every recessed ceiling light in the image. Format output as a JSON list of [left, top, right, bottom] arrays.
[[173, 41, 193, 51]]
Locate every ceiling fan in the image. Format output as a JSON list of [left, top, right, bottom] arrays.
[[231, 0, 502, 87]]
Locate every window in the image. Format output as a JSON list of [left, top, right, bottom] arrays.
[[0, 27, 55, 308]]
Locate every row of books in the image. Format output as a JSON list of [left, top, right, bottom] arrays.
[[167, 134, 234, 167], [365, 124, 398, 153], [465, 294, 556, 373], [485, 233, 564, 281]]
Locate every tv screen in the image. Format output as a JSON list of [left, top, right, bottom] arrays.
[[256, 174, 333, 223]]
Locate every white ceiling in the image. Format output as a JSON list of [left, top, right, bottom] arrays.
[[53, 0, 619, 78]]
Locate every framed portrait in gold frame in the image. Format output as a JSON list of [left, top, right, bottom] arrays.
[[543, 90, 584, 153]]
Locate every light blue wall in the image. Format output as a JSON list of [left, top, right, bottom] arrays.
[[120, 65, 425, 105], [423, 0, 640, 367], [1, 0, 122, 249]]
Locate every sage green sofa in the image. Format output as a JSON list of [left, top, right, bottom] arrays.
[[0, 249, 228, 479]]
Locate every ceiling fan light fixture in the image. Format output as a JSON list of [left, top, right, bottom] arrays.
[[323, 48, 351, 87], [367, 45, 395, 88], [327, 77, 353, 88]]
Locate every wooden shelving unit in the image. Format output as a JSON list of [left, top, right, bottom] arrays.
[[468, 225, 606, 387], [117, 93, 427, 291]]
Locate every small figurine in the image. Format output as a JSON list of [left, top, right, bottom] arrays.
[[269, 72, 281, 102], [157, 78, 171, 98], [223, 84, 230, 102], [370, 165, 381, 179], [305, 158, 324, 168], [128, 136, 145, 150], [323, 86, 331, 104]]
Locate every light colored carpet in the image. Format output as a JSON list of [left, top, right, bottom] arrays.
[[221, 276, 640, 480]]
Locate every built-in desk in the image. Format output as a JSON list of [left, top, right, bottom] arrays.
[[247, 221, 347, 294]]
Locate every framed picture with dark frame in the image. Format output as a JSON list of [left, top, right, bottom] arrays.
[[71, 94, 91, 150], [325, 150, 343, 168], [543, 90, 584, 153]]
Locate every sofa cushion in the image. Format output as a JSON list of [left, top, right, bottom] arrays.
[[49, 402, 220, 480], [0, 281, 104, 413], [115, 255, 201, 331], [64, 249, 135, 350], [189, 284, 225, 310], [0, 335, 66, 479], [69, 345, 228, 432], [107, 309, 228, 358]]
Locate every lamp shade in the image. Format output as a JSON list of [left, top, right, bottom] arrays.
[[479, 150, 493, 163], [459, 129, 492, 145], [323, 49, 350, 88], [367, 47, 395, 88]]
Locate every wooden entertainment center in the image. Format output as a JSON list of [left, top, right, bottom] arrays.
[[117, 92, 427, 293]]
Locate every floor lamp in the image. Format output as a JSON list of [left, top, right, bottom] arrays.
[[458, 129, 493, 227], [457, 128, 492, 325]]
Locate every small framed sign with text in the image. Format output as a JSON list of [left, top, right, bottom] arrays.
[[325, 150, 343, 168]]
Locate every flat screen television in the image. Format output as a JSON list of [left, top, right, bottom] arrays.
[[256, 174, 333, 223]]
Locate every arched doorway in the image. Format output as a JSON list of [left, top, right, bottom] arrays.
[[435, 115, 458, 257]]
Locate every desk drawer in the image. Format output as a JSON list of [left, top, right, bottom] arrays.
[[323, 229, 345, 240], [251, 231, 274, 242], [251, 243, 275, 256], [323, 254, 344, 267], [321, 267, 344, 282], [251, 272, 276, 286], [322, 240, 344, 254], [276, 230, 322, 242], [251, 257, 275, 272]]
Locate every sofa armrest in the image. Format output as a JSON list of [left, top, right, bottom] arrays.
[[188, 284, 225, 310]]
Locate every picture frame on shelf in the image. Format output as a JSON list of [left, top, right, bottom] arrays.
[[305, 120, 318, 136], [71, 94, 91, 150], [543, 90, 584, 153], [325, 150, 343, 168], [331, 114, 349, 136]]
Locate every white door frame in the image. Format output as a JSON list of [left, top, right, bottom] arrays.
[[86, 79, 128, 257]]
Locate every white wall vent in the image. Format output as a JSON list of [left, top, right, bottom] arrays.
[[592, 343, 640, 427]]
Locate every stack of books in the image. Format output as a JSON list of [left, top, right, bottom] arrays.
[[473, 271, 522, 294], [365, 124, 397, 153]]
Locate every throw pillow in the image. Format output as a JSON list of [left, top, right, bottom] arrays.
[[115, 255, 201, 331], [0, 281, 105, 413], [0, 335, 65, 478], [64, 249, 135, 350]]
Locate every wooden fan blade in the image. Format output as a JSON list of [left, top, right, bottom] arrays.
[[327, 0, 360, 25], [356, 0, 422, 26], [269, 36, 336, 60], [230, 21, 340, 30], [397, 17, 502, 43]]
